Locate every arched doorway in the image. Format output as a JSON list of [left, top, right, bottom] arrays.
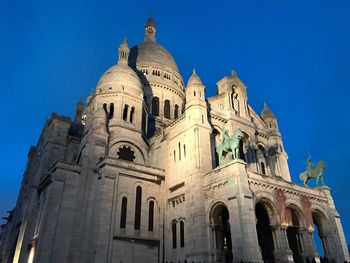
[[286, 207, 302, 263], [211, 203, 233, 263], [255, 202, 274, 263], [312, 211, 328, 262]]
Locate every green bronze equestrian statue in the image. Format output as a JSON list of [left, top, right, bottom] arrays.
[[299, 156, 326, 187], [216, 128, 244, 166]]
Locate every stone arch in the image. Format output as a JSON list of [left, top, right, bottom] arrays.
[[209, 201, 233, 262], [255, 143, 268, 175], [285, 201, 306, 228], [285, 202, 305, 263], [254, 195, 278, 262], [254, 193, 279, 225], [109, 138, 147, 164], [311, 208, 331, 258]]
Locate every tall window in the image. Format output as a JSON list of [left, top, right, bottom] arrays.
[[130, 106, 135, 123], [148, 200, 154, 231], [123, 104, 129, 121], [172, 221, 177, 248], [134, 186, 142, 230], [109, 103, 114, 119], [261, 162, 266, 175], [180, 221, 185, 247], [178, 142, 181, 160], [152, 97, 160, 116], [120, 197, 127, 228], [174, 104, 179, 119], [164, 99, 170, 119], [183, 145, 186, 158]]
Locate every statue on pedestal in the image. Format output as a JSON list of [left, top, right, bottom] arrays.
[[216, 128, 244, 166]]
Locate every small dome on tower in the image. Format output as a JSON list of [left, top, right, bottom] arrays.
[[187, 69, 203, 86], [261, 102, 276, 119], [96, 38, 143, 97]]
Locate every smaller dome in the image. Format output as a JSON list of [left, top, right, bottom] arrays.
[[187, 69, 202, 86], [96, 38, 143, 97], [96, 63, 143, 96], [261, 103, 276, 119]]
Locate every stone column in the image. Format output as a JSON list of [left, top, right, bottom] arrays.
[[271, 225, 294, 263], [226, 160, 263, 263], [299, 228, 319, 263]]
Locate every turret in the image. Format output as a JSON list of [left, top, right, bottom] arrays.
[[118, 37, 129, 64], [184, 69, 211, 171], [185, 69, 206, 109], [261, 102, 278, 131], [261, 103, 291, 181]]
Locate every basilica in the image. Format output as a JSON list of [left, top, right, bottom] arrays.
[[0, 17, 349, 263]]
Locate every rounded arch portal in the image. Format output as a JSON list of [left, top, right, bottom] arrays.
[[312, 210, 330, 259], [285, 205, 303, 263], [255, 201, 275, 263], [210, 202, 233, 262]]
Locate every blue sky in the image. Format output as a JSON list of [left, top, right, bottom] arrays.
[[1, 0, 349, 251]]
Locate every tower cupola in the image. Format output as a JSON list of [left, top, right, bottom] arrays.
[[261, 102, 278, 130], [118, 37, 130, 64], [186, 69, 206, 109], [145, 16, 156, 42]]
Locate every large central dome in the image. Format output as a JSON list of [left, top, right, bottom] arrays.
[[128, 41, 179, 73], [126, 17, 185, 130]]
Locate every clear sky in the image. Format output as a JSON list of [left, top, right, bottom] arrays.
[[1, 0, 349, 250]]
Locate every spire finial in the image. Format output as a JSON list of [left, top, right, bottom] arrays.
[[145, 16, 156, 42], [192, 68, 196, 75]]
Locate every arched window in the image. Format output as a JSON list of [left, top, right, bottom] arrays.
[[134, 186, 142, 230], [123, 105, 129, 121], [103, 103, 108, 113], [174, 104, 179, 119], [183, 145, 186, 158], [172, 221, 177, 248], [194, 91, 196, 96], [117, 146, 135, 162], [109, 103, 114, 119], [130, 107, 135, 123], [148, 200, 154, 231], [152, 97, 160, 116], [164, 100, 170, 119], [120, 197, 127, 228], [180, 221, 185, 247], [173, 150, 176, 162], [261, 162, 266, 175], [178, 142, 181, 160]]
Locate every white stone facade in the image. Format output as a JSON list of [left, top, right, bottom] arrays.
[[0, 17, 349, 263]]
